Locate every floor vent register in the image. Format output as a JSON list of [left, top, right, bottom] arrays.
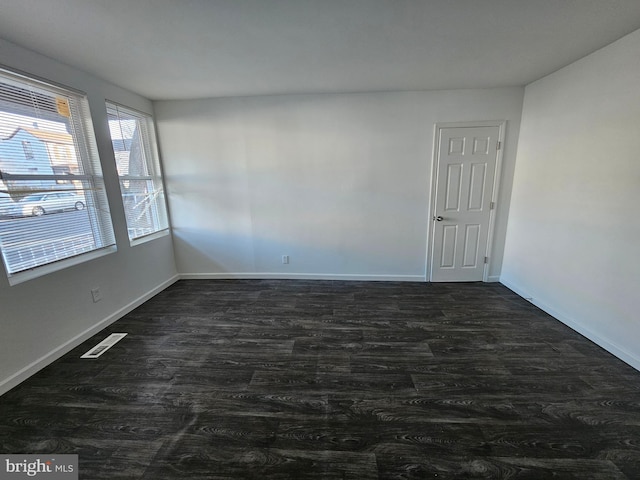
[[81, 333, 127, 359]]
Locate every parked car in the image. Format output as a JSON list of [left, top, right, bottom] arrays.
[[4, 192, 85, 217]]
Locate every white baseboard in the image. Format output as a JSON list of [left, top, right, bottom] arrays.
[[486, 275, 501, 282], [180, 272, 427, 282], [0, 274, 180, 396], [500, 278, 640, 372]]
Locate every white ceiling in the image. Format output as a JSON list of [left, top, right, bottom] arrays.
[[1, 0, 640, 100]]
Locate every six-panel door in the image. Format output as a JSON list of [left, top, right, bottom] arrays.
[[431, 126, 499, 282]]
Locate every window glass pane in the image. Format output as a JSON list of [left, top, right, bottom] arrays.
[[106, 102, 168, 242], [0, 68, 115, 277]]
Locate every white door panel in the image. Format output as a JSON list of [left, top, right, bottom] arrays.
[[431, 126, 499, 282]]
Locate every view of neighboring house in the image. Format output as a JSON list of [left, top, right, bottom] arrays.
[[0, 126, 78, 197], [0, 128, 53, 174], [21, 127, 78, 176]]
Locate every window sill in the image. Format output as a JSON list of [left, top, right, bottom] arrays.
[[7, 245, 118, 286], [129, 229, 170, 247]]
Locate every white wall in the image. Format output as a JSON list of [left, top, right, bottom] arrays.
[[0, 39, 178, 394], [155, 89, 523, 281], [502, 29, 640, 370]]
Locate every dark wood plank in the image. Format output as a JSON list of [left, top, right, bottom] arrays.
[[1, 279, 639, 479]]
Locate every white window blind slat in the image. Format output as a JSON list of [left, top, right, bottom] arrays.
[[0, 67, 116, 278]]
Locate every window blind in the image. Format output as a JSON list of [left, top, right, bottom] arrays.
[[0, 67, 115, 277], [106, 102, 168, 242]]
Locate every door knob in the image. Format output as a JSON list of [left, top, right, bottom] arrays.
[[434, 215, 443, 221]]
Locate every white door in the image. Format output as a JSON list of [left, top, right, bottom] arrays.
[[430, 125, 500, 282]]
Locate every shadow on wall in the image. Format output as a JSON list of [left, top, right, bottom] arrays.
[[171, 225, 424, 277], [167, 159, 428, 277]]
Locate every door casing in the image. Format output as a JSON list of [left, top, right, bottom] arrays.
[[426, 120, 506, 282]]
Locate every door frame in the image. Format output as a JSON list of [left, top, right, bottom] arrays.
[[426, 120, 506, 282]]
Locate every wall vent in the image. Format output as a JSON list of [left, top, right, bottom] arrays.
[[81, 333, 127, 359]]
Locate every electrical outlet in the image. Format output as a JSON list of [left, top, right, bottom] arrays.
[[282, 255, 289, 265], [91, 288, 102, 303]]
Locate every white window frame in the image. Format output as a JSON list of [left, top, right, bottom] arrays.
[[106, 101, 169, 245], [0, 66, 116, 285]]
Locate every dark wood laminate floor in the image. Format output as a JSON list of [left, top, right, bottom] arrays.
[[1, 280, 640, 479]]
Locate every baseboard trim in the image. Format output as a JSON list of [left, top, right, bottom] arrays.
[[486, 275, 500, 283], [500, 278, 640, 372], [180, 272, 427, 282], [0, 274, 180, 396]]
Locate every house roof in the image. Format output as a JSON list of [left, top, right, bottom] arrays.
[[1, 1, 640, 100], [2, 127, 73, 145]]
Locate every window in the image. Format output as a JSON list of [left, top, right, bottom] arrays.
[[106, 102, 168, 243], [0, 67, 116, 282], [21, 140, 33, 159], [52, 165, 72, 184]]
